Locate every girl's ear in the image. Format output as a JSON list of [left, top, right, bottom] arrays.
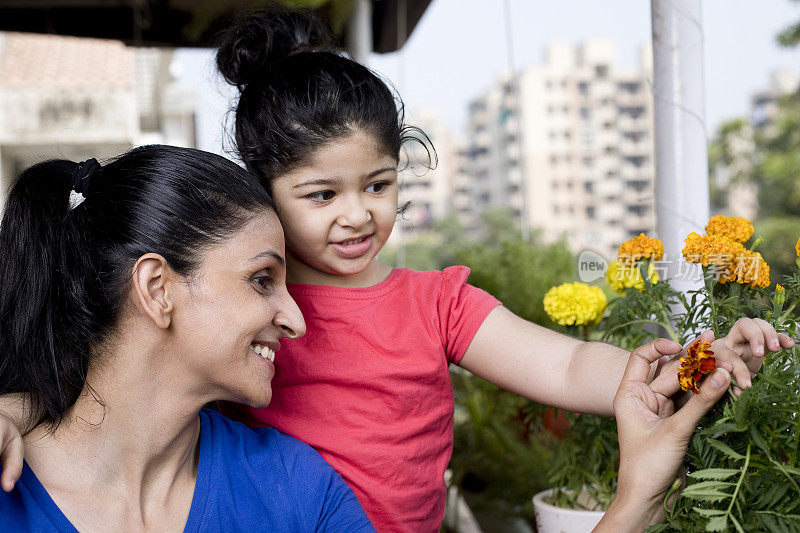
[[131, 253, 175, 330]]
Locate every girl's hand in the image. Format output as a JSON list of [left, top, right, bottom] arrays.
[[0, 409, 23, 492], [651, 319, 794, 398], [596, 339, 731, 532], [717, 317, 794, 375]]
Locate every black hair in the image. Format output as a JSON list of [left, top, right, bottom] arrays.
[[0, 145, 273, 429], [216, 9, 435, 190]]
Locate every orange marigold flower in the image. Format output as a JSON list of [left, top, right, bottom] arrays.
[[682, 233, 745, 266], [682, 233, 770, 287], [705, 215, 754, 243], [678, 340, 717, 394], [720, 249, 770, 288], [617, 233, 664, 264], [796, 236, 800, 258]]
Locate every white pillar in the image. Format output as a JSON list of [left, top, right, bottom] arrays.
[[346, 0, 372, 64], [651, 0, 710, 293]]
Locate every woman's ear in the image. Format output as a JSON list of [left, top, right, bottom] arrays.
[[131, 253, 175, 330]]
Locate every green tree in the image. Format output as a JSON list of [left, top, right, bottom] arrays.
[[756, 93, 800, 218]]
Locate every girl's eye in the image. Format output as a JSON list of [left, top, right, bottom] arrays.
[[366, 182, 388, 194], [252, 275, 275, 293], [307, 190, 336, 203]]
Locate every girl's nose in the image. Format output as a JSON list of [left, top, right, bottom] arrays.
[[336, 196, 371, 228], [273, 290, 306, 339]]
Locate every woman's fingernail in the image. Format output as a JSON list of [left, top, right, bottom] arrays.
[[756, 344, 764, 356]]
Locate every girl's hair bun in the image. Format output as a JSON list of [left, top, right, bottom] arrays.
[[217, 10, 333, 89]]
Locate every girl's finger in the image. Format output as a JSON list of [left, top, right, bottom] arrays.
[[752, 318, 780, 352], [730, 318, 765, 357], [778, 333, 795, 349], [715, 345, 752, 390]]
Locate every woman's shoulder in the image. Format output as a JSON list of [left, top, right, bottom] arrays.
[[200, 409, 331, 473], [198, 409, 373, 531]]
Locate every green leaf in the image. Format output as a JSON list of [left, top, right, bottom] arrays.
[[705, 515, 728, 532], [707, 439, 746, 461], [693, 507, 727, 516], [689, 468, 741, 480], [680, 488, 731, 501], [684, 480, 736, 491]]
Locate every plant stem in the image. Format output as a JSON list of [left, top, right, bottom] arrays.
[[724, 443, 751, 523], [704, 272, 720, 338]]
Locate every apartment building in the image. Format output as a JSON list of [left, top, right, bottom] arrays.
[[0, 32, 196, 200], [460, 41, 656, 260]]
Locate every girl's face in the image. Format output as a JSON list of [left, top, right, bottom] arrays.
[[170, 210, 306, 408], [270, 130, 399, 286]]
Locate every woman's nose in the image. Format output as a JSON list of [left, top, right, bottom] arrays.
[[274, 289, 306, 339]]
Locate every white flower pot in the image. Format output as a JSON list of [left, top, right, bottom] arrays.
[[532, 488, 605, 533]]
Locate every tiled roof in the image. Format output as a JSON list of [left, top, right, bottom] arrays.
[[0, 32, 133, 89]]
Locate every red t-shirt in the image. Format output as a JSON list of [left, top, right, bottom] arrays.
[[221, 267, 500, 532]]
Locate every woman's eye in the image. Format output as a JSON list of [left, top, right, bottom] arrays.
[[307, 190, 336, 203], [366, 182, 388, 194], [252, 275, 274, 293]]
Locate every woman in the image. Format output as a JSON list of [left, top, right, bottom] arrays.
[[0, 145, 373, 531]]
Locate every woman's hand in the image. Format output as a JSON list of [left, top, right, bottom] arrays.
[[594, 339, 731, 532], [0, 409, 23, 492]]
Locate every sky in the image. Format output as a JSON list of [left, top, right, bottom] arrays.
[[174, 0, 800, 156]]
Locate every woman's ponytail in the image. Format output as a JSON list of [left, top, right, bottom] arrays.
[[0, 160, 101, 426]]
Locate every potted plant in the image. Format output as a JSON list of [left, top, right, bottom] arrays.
[[534, 218, 800, 532]]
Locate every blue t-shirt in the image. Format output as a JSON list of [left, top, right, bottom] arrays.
[[0, 409, 374, 532]]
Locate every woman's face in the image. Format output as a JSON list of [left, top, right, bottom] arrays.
[[170, 210, 305, 408]]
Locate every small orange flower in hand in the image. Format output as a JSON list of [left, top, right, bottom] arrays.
[[677, 340, 717, 394]]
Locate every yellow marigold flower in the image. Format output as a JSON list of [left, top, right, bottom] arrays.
[[705, 215, 754, 243], [678, 340, 717, 394], [617, 233, 664, 263], [543, 282, 607, 326], [605, 260, 659, 294]]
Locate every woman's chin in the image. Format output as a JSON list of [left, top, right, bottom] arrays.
[[245, 388, 272, 409]]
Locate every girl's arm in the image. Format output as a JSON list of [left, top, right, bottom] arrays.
[[0, 394, 26, 492], [459, 307, 792, 415]]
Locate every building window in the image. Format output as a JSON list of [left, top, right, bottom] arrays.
[[586, 206, 596, 219], [595, 64, 609, 78], [578, 82, 589, 96], [580, 108, 591, 121]]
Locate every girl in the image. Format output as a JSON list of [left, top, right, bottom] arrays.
[[210, 10, 793, 532], [0, 145, 372, 531]]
